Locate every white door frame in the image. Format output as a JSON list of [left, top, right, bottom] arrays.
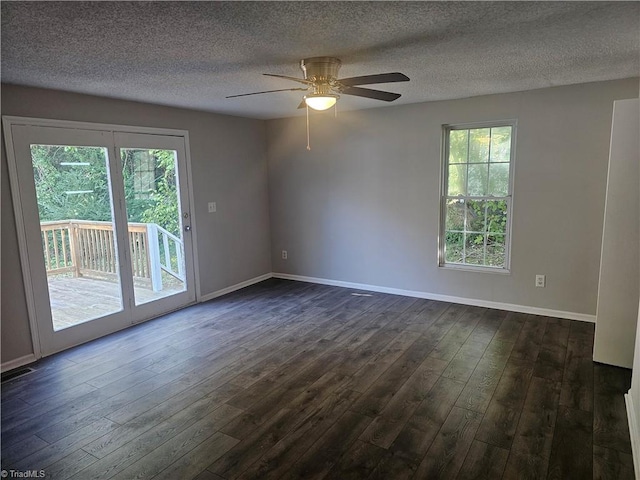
[[2, 116, 202, 359]]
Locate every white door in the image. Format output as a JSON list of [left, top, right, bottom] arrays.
[[5, 121, 196, 356]]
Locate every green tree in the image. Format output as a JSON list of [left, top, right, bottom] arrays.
[[33, 146, 180, 236], [121, 148, 180, 236], [32, 145, 112, 222]]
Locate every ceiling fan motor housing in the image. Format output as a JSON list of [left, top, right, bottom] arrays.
[[300, 57, 342, 88]]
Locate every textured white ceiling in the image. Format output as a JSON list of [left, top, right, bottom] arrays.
[[2, 1, 639, 119]]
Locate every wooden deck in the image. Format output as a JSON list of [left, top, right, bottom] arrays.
[[1, 279, 634, 479], [48, 276, 183, 330]]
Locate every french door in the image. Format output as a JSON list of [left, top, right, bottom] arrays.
[[5, 119, 197, 356]]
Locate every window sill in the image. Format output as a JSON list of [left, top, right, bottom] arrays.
[[438, 263, 511, 275]]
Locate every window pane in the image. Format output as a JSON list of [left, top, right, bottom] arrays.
[[466, 199, 487, 233], [447, 164, 466, 196], [486, 235, 506, 267], [490, 126, 512, 163], [121, 148, 186, 306], [467, 163, 488, 196], [486, 200, 508, 234], [449, 130, 468, 164], [488, 163, 509, 196], [445, 231, 464, 263], [445, 199, 465, 231], [465, 233, 485, 265], [31, 145, 123, 331], [469, 128, 490, 163]]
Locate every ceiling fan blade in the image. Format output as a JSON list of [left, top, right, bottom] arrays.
[[338, 72, 409, 87], [341, 86, 401, 102], [263, 73, 314, 85], [226, 87, 307, 99]]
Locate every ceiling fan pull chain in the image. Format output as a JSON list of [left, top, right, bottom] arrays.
[[306, 104, 311, 151]]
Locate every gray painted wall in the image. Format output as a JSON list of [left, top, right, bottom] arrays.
[[1, 84, 272, 364], [267, 78, 639, 316]]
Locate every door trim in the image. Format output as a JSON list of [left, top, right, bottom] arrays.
[[2, 116, 201, 359]]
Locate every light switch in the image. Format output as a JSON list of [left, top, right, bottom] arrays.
[[208, 202, 216, 213]]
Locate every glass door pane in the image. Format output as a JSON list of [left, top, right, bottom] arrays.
[[30, 144, 123, 330], [120, 148, 187, 305]]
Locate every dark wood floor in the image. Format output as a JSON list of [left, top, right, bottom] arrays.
[[1, 279, 635, 479]]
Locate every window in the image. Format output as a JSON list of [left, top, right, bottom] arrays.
[[439, 122, 515, 271]]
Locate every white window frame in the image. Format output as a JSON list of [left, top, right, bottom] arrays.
[[438, 120, 517, 273]]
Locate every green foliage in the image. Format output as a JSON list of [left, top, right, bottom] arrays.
[[33, 146, 180, 236], [32, 145, 113, 222], [444, 197, 508, 267], [121, 148, 180, 236]]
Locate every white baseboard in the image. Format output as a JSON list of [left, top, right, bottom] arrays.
[[1, 353, 37, 374], [1, 271, 596, 373], [199, 273, 273, 303], [625, 392, 640, 479], [272, 273, 596, 323]]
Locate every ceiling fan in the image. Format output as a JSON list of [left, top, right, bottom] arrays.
[[227, 57, 410, 111]]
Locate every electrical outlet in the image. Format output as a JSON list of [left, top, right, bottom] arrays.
[[208, 202, 216, 213], [282, 250, 288, 260], [535, 274, 546, 288]]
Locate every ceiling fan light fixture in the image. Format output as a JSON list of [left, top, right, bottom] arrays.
[[304, 94, 339, 111]]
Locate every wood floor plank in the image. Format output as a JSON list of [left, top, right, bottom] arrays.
[[324, 439, 385, 480], [559, 335, 594, 412], [501, 376, 561, 480], [455, 357, 506, 414], [1, 434, 49, 466], [234, 389, 361, 480], [469, 309, 505, 345], [152, 431, 239, 480], [474, 362, 534, 448], [109, 407, 242, 480], [474, 403, 522, 451], [343, 330, 420, 394], [221, 354, 349, 440], [69, 403, 242, 480], [491, 311, 526, 344], [279, 410, 373, 480], [428, 307, 486, 362], [366, 452, 415, 480], [546, 406, 593, 480], [349, 336, 445, 417], [442, 350, 482, 383], [194, 470, 226, 480], [456, 439, 509, 479], [44, 448, 100, 480], [3, 360, 193, 446], [83, 382, 243, 459], [215, 370, 356, 477], [390, 376, 466, 465], [12, 417, 118, 472], [358, 356, 443, 448], [593, 364, 633, 454], [509, 315, 548, 364], [0, 280, 631, 480], [414, 406, 483, 479], [532, 318, 570, 383], [593, 444, 635, 480]]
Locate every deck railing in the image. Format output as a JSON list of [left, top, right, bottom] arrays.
[[40, 220, 184, 291]]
